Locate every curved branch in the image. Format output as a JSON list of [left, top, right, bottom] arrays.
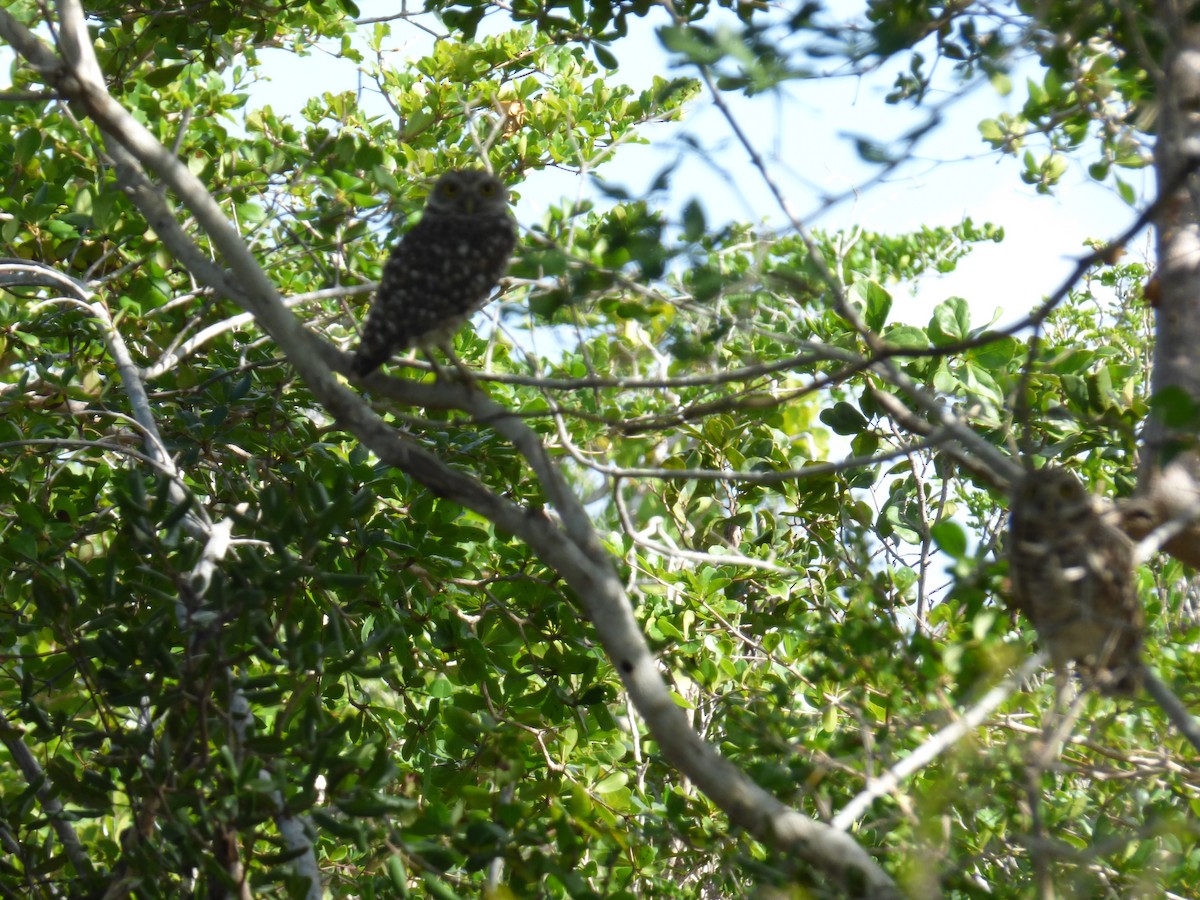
[[143, 284, 371, 381], [0, 5, 902, 892], [0, 259, 212, 538], [613, 480, 796, 575], [0, 719, 95, 879]]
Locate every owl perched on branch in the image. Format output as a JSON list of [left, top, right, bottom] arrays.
[[351, 169, 516, 377], [1008, 467, 1144, 695]]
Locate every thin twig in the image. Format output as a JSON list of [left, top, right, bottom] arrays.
[[832, 652, 1047, 830]]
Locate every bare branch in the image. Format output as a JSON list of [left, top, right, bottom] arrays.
[[833, 652, 1047, 830], [143, 284, 371, 380], [1143, 670, 1200, 756], [0, 719, 95, 879], [0, 11, 63, 75], [0, 89, 58, 101], [471, 345, 849, 392], [3, 6, 902, 892], [613, 481, 796, 575]]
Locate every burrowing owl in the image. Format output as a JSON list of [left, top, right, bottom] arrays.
[[1008, 467, 1144, 695], [351, 170, 516, 376]]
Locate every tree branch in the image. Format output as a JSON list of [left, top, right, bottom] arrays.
[[832, 652, 1046, 830], [0, 4, 902, 892], [0, 259, 212, 538], [0, 719, 95, 879]]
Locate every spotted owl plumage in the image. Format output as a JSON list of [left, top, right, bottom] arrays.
[[1008, 467, 1144, 695], [351, 170, 516, 377]]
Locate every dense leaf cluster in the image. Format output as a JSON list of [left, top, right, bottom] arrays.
[[1, 1, 1198, 898]]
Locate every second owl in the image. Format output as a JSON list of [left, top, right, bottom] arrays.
[[1008, 467, 1144, 695]]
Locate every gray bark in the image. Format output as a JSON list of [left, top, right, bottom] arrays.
[[1138, 4, 1200, 567]]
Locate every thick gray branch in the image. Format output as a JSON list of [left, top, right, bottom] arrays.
[[1140, 7, 1200, 566], [0, 4, 900, 893], [0, 720, 95, 878]]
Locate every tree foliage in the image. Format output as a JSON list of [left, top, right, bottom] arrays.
[[1, 1, 1199, 898]]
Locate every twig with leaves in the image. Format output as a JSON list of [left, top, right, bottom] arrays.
[[0, 2, 903, 895]]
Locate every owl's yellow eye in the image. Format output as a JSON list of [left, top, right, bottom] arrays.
[[442, 183, 460, 196], [479, 182, 497, 196]]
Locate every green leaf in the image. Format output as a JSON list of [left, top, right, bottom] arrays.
[[862, 280, 892, 332], [883, 324, 930, 349], [933, 359, 957, 393], [144, 63, 188, 88], [931, 520, 967, 559], [1116, 176, 1136, 206], [658, 25, 724, 65], [593, 43, 618, 70], [961, 361, 1002, 405], [681, 198, 706, 242], [929, 297, 971, 345], [820, 401, 869, 435], [13, 128, 41, 165], [595, 772, 629, 794]]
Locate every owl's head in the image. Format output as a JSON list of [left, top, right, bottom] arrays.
[[1014, 467, 1095, 520], [426, 169, 509, 216]]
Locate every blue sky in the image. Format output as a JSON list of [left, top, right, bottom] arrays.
[[246, 3, 1148, 331], [0, 4, 1147, 328]]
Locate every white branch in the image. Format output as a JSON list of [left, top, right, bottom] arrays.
[[833, 652, 1046, 830], [143, 285, 371, 380], [0, 259, 211, 539], [0, 4, 902, 892]]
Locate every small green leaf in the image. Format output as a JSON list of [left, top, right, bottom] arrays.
[[820, 401, 869, 435], [1026, 77, 1048, 106], [593, 43, 618, 70], [144, 63, 188, 88], [681, 198, 706, 242], [13, 129, 40, 165], [931, 520, 967, 559], [932, 360, 957, 393], [863, 280, 892, 332], [883, 324, 930, 349], [1116, 176, 1136, 206], [891, 566, 918, 593], [595, 772, 629, 794], [929, 297, 971, 345], [46, 219, 79, 240]]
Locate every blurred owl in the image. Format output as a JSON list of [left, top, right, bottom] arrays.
[[351, 170, 516, 377], [1008, 467, 1144, 695]]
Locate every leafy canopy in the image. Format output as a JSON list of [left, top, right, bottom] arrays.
[[0, 1, 1196, 898]]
